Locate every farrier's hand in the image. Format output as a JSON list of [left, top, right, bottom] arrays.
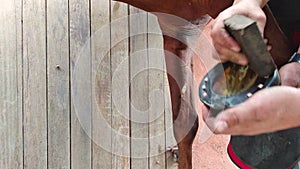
[[280, 47, 300, 87], [210, 0, 267, 65], [202, 86, 300, 136], [279, 62, 300, 87]]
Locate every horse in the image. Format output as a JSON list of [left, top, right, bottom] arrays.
[[114, 0, 292, 168]]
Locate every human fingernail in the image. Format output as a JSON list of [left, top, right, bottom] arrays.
[[237, 59, 248, 66], [230, 46, 240, 52], [216, 121, 228, 133]]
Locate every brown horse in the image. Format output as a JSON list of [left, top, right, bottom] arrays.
[[115, 0, 292, 168], [113, 1, 232, 168]]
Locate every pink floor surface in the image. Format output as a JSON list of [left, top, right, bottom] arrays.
[[191, 21, 238, 169]]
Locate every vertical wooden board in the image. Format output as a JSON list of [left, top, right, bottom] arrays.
[[0, 1, 23, 168], [129, 7, 149, 169], [69, 0, 91, 168], [47, 0, 70, 168], [22, 0, 47, 168], [147, 14, 166, 169], [91, 0, 112, 168], [110, 1, 130, 169]]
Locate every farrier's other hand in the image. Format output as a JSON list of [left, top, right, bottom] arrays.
[[202, 86, 300, 136], [280, 47, 300, 87], [210, 0, 267, 65], [279, 62, 300, 88]]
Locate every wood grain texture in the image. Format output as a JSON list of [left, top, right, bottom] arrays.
[[23, 0, 47, 168], [148, 13, 166, 169], [129, 7, 149, 169], [0, 0, 23, 168], [69, 0, 91, 168], [110, 1, 130, 169], [0, 2, 172, 169], [91, 0, 112, 168], [47, 0, 70, 168]]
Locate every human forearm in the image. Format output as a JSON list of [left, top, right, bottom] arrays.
[[203, 86, 300, 135], [283, 88, 300, 129]]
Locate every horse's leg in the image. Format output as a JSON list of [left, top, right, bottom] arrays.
[[163, 35, 199, 169], [113, 1, 232, 168]]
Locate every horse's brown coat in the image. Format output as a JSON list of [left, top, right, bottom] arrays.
[[115, 1, 292, 168]]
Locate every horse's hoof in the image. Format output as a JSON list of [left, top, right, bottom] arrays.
[[167, 146, 179, 162], [173, 149, 179, 162]]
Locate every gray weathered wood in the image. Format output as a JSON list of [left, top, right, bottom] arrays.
[[110, 1, 131, 169], [23, 0, 47, 168], [69, 0, 92, 168], [0, 1, 23, 168], [47, 0, 70, 168], [0, 2, 173, 169], [129, 7, 149, 169], [91, 0, 112, 168], [148, 13, 166, 169]]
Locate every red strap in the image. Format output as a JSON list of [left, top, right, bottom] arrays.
[[227, 141, 300, 169], [227, 141, 254, 169], [287, 157, 300, 169]]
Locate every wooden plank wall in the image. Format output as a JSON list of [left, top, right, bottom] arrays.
[[0, 0, 177, 168]]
